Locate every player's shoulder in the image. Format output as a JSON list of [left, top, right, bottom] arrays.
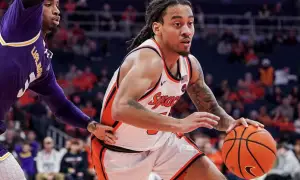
[[126, 46, 164, 70], [186, 54, 201, 69]]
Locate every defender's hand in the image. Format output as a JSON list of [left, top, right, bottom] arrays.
[[87, 121, 118, 145], [226, 117, 264, 133], [178, 112, 220, 133]]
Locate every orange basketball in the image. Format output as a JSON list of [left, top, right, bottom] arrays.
[[221, 125, 277, 179]]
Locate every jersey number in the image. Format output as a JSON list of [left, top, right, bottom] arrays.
[[147, 112, 168, 135], [17, 72, 37, 98]]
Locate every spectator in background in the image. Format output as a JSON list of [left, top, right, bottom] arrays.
[[36, 137, 64, 180], [100, 3, 115, 31], [294, 108, 300, 134], [66, 65, 78, 81], [53, 22, 69, 50], [267, 86, 283, 106], [259, 4, 271, 18], [266, 142, 300, 180], [0, 0, 8, 10], [83, 66, 97, 85], [57, 73, 74, 96], [82, 39, 98, 58], [273, 2, 283, 16], [71, 23, 85, 42], [121, 5, 136, 36], [294, 140, 300, 162], [249, 110, 259, 121], [259, 58, 274, 87], [228, 40, 245, 64], [236, 79, 256, 104], [1, 129, 19, 153], [191, 132, 210, 151], [25, 131, 39, 157], [60, 139, 88, 180], [83, 137, 96, 180], [81, 101, 96, 119], [284, 30, 298, 46], [205, 73, 214, 90], [273, 97, 294, 121], [275, 67, 298, 86], [203, 142, 223, 171], [290, 86, 299, 106], [16, 141, 36, 180], [195, 5, 205, 29], [244, 48, 259, 66], [64, 0, 77, 14], [258, 106, 273, 126]]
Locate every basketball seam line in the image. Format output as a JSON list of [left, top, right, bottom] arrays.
[[238, 127, 247, 179], [224, 138, 276, 156], [245, 135, 265, 175], [224, 129, 237, 164]]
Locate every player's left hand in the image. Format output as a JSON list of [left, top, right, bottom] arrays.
[[87, 121, 118, 145], [226, 117, 264, 133]]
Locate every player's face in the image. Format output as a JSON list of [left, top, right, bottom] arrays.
[[160, 5, 194, 56], [42, 0, 60, 33]]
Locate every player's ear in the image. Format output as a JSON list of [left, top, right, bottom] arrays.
[[152, 22, 162, 36]]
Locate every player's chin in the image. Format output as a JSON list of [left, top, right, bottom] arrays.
[[49, 23, 59, 33], [177, 50, 190, 56]]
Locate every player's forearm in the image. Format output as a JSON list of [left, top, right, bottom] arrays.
[[188, 82, 234, 131], [112, 99, 180, 132], [44, 96, 92, 129], [22, 0, 44, 8]]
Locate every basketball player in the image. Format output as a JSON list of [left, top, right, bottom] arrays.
[[0, 0, 116, 179], [91, 0, 264, 179]]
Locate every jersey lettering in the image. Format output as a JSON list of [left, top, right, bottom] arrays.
[[148, 92, 180, 109], [17, 72, 37, 97]]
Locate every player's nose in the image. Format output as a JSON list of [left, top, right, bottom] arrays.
[[53, 6, 60, 16], [181, 25, 192, 37]]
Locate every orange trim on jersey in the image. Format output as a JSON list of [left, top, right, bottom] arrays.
[[138, 75, 161, 102], [185, 57, 192, 81], [113, 121, 122, 133], [170, 153, 204, 180], [183, 136, 203, 153], [91, 137, 109, 180], [101, 82, 121, 132], [152, 39, 180, 83]]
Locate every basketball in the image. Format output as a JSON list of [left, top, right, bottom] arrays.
[[221, 125, 277, 179]]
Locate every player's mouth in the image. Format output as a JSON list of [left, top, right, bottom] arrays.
[[52, 16, 60, 26], [181, 40, 191, 48]]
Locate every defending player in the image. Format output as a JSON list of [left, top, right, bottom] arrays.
[[91, 0, 264, 179], [0, 0, 116, 179]]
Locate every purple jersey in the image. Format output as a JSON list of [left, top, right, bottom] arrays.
[[0, 0, 91, 158]]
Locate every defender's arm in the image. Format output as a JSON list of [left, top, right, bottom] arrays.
[[29, 66, 92, 129]]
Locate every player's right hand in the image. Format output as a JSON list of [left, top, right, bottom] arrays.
[[178, 112, 220, 133]]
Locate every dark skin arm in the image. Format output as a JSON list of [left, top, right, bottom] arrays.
[[187, 55, 263, 132]]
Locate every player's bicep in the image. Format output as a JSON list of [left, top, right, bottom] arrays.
[[116, 65, 153, 103], [0, 0, 43, 43], [114, 50, 162, 107]]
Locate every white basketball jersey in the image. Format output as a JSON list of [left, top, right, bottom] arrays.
[[100, 39, 192, 151]]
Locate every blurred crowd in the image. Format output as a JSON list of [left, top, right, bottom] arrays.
[[0, 131, 96, 180]]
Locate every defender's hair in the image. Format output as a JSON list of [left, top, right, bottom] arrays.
[[127, 0, 192, 51]]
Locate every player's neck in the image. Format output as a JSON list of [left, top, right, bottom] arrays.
[[42, 31, 47, 39], [154, 37, 180, 69]]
